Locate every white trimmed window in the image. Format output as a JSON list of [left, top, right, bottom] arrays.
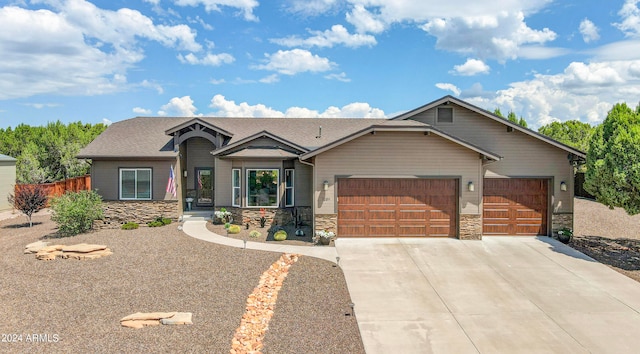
[[232, 169, 241, 207], [247, 169, 279, 208], [436, 106, 454, 124], [285, 169, 294, 207], [119, 168, 152, 200]]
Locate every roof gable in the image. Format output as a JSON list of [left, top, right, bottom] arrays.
[[213, 130, 310, 157], [300, 124, 502, 161], [392, 95, 586, 159]]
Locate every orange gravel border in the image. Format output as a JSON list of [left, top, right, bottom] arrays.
[[230, 253, 300, 354]]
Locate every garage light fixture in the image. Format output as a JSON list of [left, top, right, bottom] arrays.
[[467, 181, 475, 192], [560, 181, 567, 191], [323, 181, 329, 191]]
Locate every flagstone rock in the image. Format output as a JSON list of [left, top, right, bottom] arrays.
[[120, 320, 162, 329], [29, 243, 112, 261], [62, 243, 107, 253], [120, 312, 177, 321], [24, 241, 50, 254], [160, 312, 193, 325]]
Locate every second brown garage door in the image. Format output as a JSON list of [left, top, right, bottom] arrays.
[[337, 178, 457, 237], [483, 178, 549, 236]]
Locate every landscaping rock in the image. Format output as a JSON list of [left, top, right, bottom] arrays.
[[30, 243, 112, 261], [121, 312, 177, 321], [24, 241, 50, 254], [160, 312, 193, 325], [62, 243, 107, 253], [120, 320, 162, 329]]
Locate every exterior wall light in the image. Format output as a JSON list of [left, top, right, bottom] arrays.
[[323, 181, 329, 191], [183, 170, 187, 178], [468, 181, 475, 192], [560, 181, 567, 191]]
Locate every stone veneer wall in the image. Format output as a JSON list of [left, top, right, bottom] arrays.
[[315, 214, 337, 235], [459, 214, 482, 240], [551, 213, 573, 236], [222, 207, 312, 228], [94, 200, 179, 229]]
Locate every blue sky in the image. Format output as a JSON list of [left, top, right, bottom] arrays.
[[1, 0, 640, 129]]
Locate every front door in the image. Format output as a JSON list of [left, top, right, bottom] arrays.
[[195, 168, 213, 207]]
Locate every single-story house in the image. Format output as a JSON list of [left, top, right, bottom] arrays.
[[0, 154, 17, 211], [78, 96, 585, 239]]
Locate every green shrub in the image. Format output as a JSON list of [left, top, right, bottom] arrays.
[[273, 230, 287, 241], [147, 220, 164, 227], [50, 190, 104, 236], [121, 222, 139, 230], [249, 230, 261, 238], [228, 224, 241, 234], [161, 217, 172, 225]]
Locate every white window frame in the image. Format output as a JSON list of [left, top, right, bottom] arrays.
[[284, 169, 295, 207], [119, 168, 152, 200], [232, 169, 241, 207], [246, 169, 279, 208], [436, 106, 454, 124]]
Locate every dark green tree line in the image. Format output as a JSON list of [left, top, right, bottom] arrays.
[[0, 121, 106, 183]]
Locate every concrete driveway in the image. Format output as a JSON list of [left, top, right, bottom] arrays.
[[335, 237, 640, 354]]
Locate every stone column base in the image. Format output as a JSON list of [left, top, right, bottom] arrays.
[[459, 214, 482, 240], [552, 213, 573, 236]]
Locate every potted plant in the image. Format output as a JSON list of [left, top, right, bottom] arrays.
[[215, 208, 232, 224], [314, 230, 335, 245], [557, 227, 573, 244]]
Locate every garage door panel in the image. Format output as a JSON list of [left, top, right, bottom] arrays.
[[339, 224, 366, 237], [369, 225, 397, 237], [338, 178, 457, 238], [483, 178, 548, 236], [339, 209, 365, 221]]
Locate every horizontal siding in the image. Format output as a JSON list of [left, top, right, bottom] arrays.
[[91, 159, 177, 201], [315, 131, 482, 214], [409, 104, 573, 213], [0, 164, 16, 210]]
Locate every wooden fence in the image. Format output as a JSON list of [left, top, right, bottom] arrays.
[[14, 175, 92, 204]]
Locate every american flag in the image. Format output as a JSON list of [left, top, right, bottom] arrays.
[[166, 165, 177, 197]]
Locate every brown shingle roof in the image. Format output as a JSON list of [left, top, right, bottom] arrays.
[[78, 117, 422, 159]]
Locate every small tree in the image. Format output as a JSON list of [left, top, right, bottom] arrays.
[[8, 184, 48, 227], [50, 190, 104, 236], [584, 102, 640, 215]]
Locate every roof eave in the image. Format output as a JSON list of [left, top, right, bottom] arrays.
[[211, 130, 310, 157]]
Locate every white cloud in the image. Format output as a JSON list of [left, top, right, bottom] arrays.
[[421, 11, 556, 62], [346, 5, 387, 34], [209, 94, 285, 117], [174, 0, 259, 21], [579, 18, 600, 43], [0, 1, 202, 99], [22, 102, 60, 109], [208, 94, 386, 118], [259, 74, 280, 83], [462, 59, 640, 128], [324, 72, 351, 82], [210, 78, 226, 84], [517, 46, 569, 60], [451, 59, 490, 76], [435, 83, 461, 96], [133, 107, 152, 115], [252, 49, 336, 75], [615, 0, 640, 37], [158, 96, 201, 116], [140, 80, 164, 94], [270, 25, 376, 48], [102, 118, 113, 126], [284, 0, 337, 16], [177, 52, 235, 66]]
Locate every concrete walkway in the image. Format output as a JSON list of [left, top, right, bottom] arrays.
[[335, 236, 640, 354], [181, 217, 338, 263]]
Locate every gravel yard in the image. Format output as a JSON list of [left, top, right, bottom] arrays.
[[570, 198, 640, 282], [0, 213, 363, 353]]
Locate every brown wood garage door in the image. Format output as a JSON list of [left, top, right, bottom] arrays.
[[337, 178, 457, 237], [483, 178, 548, 236]]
